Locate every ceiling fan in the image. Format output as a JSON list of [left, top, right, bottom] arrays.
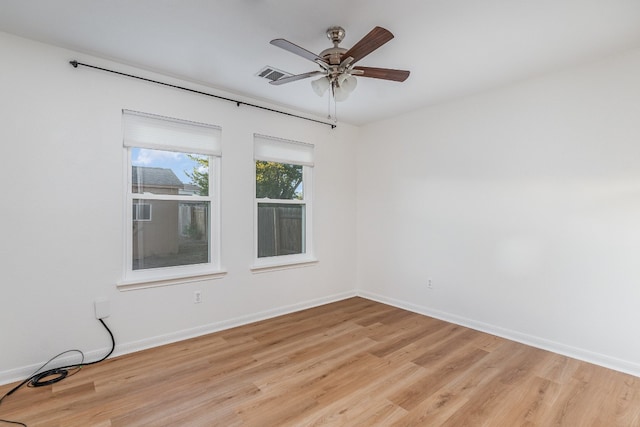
[[269, 26, 410, 102]]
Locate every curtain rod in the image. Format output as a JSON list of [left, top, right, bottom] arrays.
[[69, 60, 336, 129]]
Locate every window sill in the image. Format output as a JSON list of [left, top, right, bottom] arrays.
[[250, 257, 318, 273], [117, 269, 227, 291]]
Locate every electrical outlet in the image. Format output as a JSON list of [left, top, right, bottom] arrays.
[[94, 299, 110, 319], [194, 290, 202, 304], [427, 278, 433, 289]]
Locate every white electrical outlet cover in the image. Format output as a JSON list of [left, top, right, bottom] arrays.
[[94, 299, 110, 319]]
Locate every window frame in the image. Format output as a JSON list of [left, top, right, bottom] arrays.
[[252, 135, 316, 271], [118, 111, 225, 290], [132, 202, 152, 221]]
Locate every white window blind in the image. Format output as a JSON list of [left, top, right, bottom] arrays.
[[123, 110, 222, 156], [254, 134, 314, 166]]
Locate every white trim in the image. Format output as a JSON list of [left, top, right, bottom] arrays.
[[113, 290, 355, 356], [255, 198, 305, 205], [123, 147, 221, 285], [131, 193, 210, 202], [6, 292, 636, 386], [0, 346, 114, 387], [253, 159, 314, 264], [0, 290, 357, 387], [251, 257, 318, 273], [356, 290, 640, 379], [117, 268, 227, 291]]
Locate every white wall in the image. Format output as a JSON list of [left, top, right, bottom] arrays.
[[0, 32, 359, 384], [3, 30, 639, 386], [357, 48, 640, 376]]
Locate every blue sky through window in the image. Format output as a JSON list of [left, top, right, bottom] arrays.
[[131, 148, 206, 184]]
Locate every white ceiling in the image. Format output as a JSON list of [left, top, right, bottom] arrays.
[[1, 0, 640, 126]]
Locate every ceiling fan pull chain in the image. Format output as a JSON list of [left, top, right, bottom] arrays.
[[328, 82, 334, 121]]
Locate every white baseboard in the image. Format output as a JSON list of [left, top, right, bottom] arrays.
[[0, 290, 357, 386], [114, 290, 357, 357], [7, 289, 635, 386], [356, 289, 640, 378]]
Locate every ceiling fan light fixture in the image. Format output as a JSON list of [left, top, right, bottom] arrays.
[[311, 76, 330, 96], [338, 74, 357, 94], [333, 84, 350, 102]]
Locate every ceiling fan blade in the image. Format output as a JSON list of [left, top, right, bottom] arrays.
[[270, 38, 325, 63], [269, 70, 324, 85], [341, 26, 394, 64], [352, 66, 410, 82]]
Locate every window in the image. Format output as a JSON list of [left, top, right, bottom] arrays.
[[121, 110, 222, 288], [132, 203, 152, 221], [253, 134, 315, 269]]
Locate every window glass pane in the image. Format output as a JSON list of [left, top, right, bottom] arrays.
[[133, 199, 210, 270], [257, 203, 305, 258], [131, 148, 209, 196], [255, 161, 303, 200], [132, 203, 152, 221]]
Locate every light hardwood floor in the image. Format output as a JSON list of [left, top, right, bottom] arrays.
[[1, 297, 639, 426]]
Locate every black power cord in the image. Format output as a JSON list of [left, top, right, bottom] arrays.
[[0, 318, 115, 426]]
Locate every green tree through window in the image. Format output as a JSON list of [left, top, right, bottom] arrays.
[[185, 158, 303, 200], [255, 161, 302, 199], [184, 154, 209, 196]]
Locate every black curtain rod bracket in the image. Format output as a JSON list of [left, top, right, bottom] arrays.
[[69, 60, 336, 129]]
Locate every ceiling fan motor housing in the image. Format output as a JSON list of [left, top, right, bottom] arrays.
[[326, 26, 346, 44], [321, 26, 347, 65], [320, 47, 347, 65]]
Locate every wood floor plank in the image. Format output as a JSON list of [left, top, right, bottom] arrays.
[[485, 374, 561, 425], [389, 390, 469, 427], [369, 316, 448, 358], [390, 346, 490, 411], [2, 297, 639, 426]]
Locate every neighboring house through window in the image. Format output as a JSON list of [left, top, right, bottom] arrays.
[[132, 201, 152, 221], [120, 110, 222, 288], [253, 134, 315, 269]]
